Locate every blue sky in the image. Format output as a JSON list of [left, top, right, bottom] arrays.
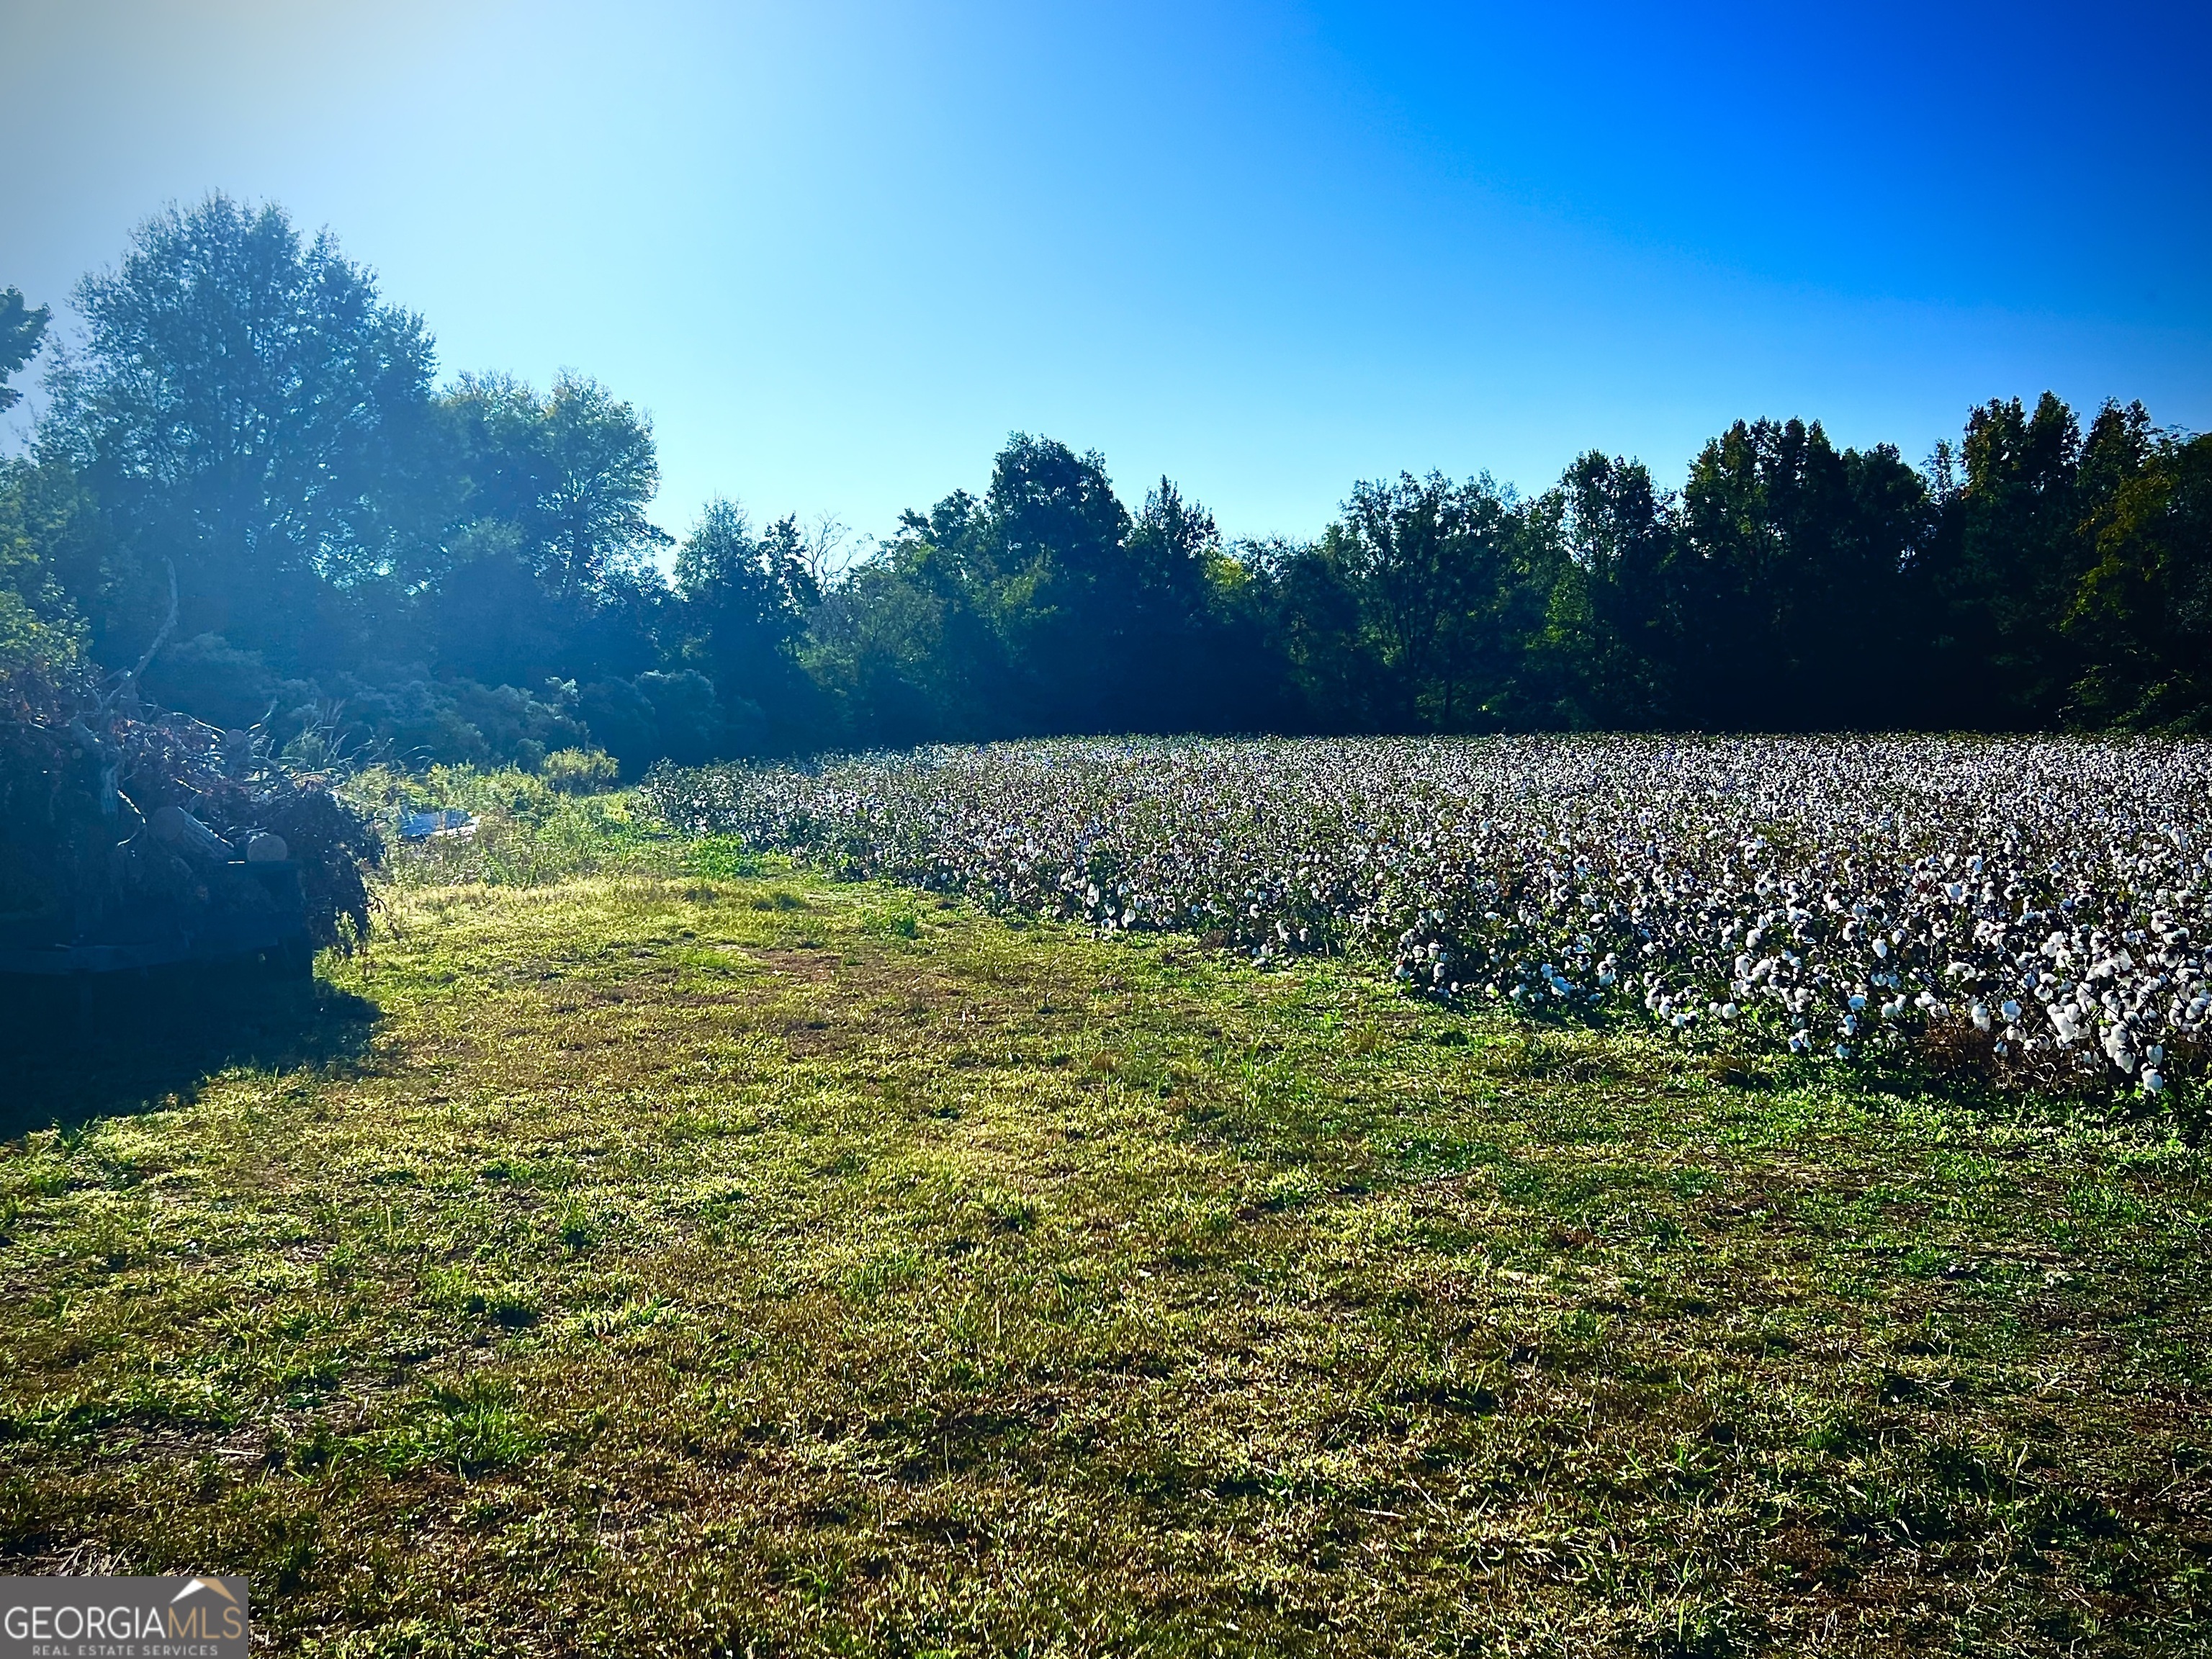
[[5, 0, 2206, 550]]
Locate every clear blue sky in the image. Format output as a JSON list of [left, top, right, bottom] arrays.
[[5, 0, 2207, 550]]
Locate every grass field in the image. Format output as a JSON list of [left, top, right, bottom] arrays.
[[1, 841, 2208, 1654]]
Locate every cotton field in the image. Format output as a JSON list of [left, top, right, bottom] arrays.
[[644, 737, 2212, 1095]]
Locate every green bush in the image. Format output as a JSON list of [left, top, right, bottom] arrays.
[[542, 747, 620, 793]]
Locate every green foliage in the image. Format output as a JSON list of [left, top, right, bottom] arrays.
[[806, 438, 1277, 741], [441, 370, 670, 601], [540, 746, 620, 793], [430, 371, 671, 691], [43, 196, 444, 668], [0, 449, 92, 674], [2064, 428, 2212, 732], [670, 498, 819, 752], [0, 286, 50, 413]]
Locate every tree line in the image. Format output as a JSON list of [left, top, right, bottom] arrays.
[[4, 195, 2207, 772]]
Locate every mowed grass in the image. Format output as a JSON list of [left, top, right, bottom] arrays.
[[1, 863, 2208, 1655]]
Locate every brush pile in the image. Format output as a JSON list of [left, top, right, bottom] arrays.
[[0, 656, 382, 968]]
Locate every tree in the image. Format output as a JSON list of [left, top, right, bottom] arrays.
[[811, 436, 1236, 741], [0, 444, 94, 677], [433, 371, 672, 687], [1329, 472, 1529, 729], [1547, 451, 1677, 727], [1246, 534, 1379, 732], [0, 287, 50, 413], [439, 371, 671, 601], [976, 433, 1136, 731], [673, 498, 822, 751], [539, 374, 670, 602], [1671, 419, 1928, 730], [1920, 393, 2085, 725], [1111, 477, 1249, 731], [41, 195, 444, 674], [2064, 424, 2212, 730]]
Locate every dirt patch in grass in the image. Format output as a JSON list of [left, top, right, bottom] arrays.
[[0, 871, 2206, 1655]]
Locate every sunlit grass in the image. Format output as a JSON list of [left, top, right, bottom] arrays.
[[0, 857, 2206, 1653]]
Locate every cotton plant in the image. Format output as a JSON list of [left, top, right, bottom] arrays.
[[644, 734, 2212, 1097]]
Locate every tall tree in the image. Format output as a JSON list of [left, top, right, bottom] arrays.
[[439, 371, 670, 600], [1673, 418, 1927, 729], [978, 433, 1136, 731], [1331, 472, 1527, 729], [41, 195, 444, 674], [673, 498, 822, 750], [1920, 392, 2085, 725], [0, 289, 78, 670], [1545, 451, 1677, 727], [2064, 421, 2212, 730], [433, 371, 671, 686]]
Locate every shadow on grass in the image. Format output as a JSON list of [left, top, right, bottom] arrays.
[[0, 963, 381, 1137]]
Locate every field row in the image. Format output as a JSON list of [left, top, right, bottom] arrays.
[[646, 736, 2212, 1097]]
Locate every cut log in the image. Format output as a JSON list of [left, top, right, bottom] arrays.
[[150, 803, 235, 863]]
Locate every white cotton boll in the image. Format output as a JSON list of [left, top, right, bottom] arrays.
[[2102, 1025, 2137, 1072], [2142, 1069, 2165, 1094], [1972, 1003, 1992, 1032], [1849, 994, 1867, 1012], [2001, 999, 2022, 1022]]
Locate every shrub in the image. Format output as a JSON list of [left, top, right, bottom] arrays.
[[541, 747, 620, 794]]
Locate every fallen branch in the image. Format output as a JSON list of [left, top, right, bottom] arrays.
[[106, 557, 179, 712]]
